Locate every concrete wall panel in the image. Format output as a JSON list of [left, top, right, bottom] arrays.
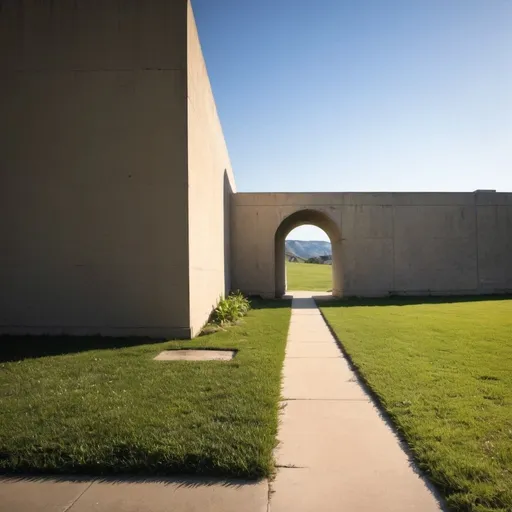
[[186, 1, 236, 335], [393, 236, 478, 293], [476, 205, 512, 292], [342, 239, 394, 295], [341, 205, 394, 240], [392, 205, 478, 293], [1, 0, 190, 337], [0, 0, 187, 71], [393, 205, 475, 240], [231, 209, 262, 295], [231, 206, 279, 296]]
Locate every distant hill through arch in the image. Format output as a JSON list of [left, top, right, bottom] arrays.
[[285, 240, 332, 260]]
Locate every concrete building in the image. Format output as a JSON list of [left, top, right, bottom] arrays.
[[1, 0, 233, 339], [1, 1, 511, 339]]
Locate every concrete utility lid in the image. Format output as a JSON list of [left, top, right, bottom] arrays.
[[154, 350, 236, 361]]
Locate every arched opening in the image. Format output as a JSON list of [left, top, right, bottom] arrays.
[[274, 209, 343, 298], [285, 225, 332, 292]]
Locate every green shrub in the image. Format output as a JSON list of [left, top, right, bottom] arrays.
[[210, 291, 251, 326]]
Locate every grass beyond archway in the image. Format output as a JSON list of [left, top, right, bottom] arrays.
[[286, 262, 331, 291]]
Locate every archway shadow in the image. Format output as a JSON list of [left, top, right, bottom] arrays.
[[287, 297, 320, 310]]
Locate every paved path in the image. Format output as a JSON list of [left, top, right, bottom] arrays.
[[0, 292, 443, 511], [269, 291, 443, 512], [0, 476, 268, 512]]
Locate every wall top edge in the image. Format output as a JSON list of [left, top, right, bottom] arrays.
[[232, 191, 512, 207], [234, 191, 510, 195]]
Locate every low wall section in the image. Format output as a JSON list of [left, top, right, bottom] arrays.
[[231, 191, 512, 297]]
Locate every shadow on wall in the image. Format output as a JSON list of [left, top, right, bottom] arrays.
[[223, 170, 233, 296], [317, 294, 512, 308], [0, 336, 162, 364]]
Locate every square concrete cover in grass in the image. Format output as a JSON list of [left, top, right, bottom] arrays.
[[154, 350, 236, 361]]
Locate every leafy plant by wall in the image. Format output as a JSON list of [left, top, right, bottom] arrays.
[[210, 291, 251, 326]]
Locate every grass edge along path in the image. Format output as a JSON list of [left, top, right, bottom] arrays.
[[0, 299, 291, 479], [319, 296, 512, 512]]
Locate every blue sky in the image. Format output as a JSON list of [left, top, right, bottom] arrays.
[[193, 0, 511, 241]]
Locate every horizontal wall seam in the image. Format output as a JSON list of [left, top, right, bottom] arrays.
[[0, 324, 189, 330], [4, 68, 185, 73], [234, 203, 478, 207]]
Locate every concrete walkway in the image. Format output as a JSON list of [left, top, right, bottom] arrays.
[[269, 291, 443, 512], [0, 292, 443, 511], [0, 476, 268, 512]]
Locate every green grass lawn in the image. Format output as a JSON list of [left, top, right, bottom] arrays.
[[286, 261, 332, 291], [0, 300, 290, 478], [320, 297, 512, 512]]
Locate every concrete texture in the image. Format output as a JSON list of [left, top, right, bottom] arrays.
[[154, 349, 235, 361], [270, 468, 441, 512], [1, 0, 234, 339], [269, 292, 443, 512], [1, 0, 510, 339], [186, 2, 236, 336], [285, 341, 341, 358], [0, 477, 92, 512], [282, 358, 367, 400], [232, 192, 512, 299], [68, 478, 267, 512], [0, 0, 191, 338], [0, 477, 268, 512]]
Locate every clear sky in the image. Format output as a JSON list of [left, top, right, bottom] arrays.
[[192, 0, 511, 241]]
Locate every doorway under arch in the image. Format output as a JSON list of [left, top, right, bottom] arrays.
[[274, 209, 343, 298]]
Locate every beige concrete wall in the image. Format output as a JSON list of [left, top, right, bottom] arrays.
[[2, 1, 508, 338], [476, 192, 512, 292], [1, 0, 191, 337], [232, 192, 512, 298], [186, 1, 236, 335]]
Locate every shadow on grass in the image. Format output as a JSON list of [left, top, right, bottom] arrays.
[[0, 473, 264, 489], [249, 298, 291, 310], [317, 294, 512, 308], [0, 335, 162, 364], [0, 299, 292, 362]]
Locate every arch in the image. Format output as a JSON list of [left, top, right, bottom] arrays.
[[274, 209, 343, 298]]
